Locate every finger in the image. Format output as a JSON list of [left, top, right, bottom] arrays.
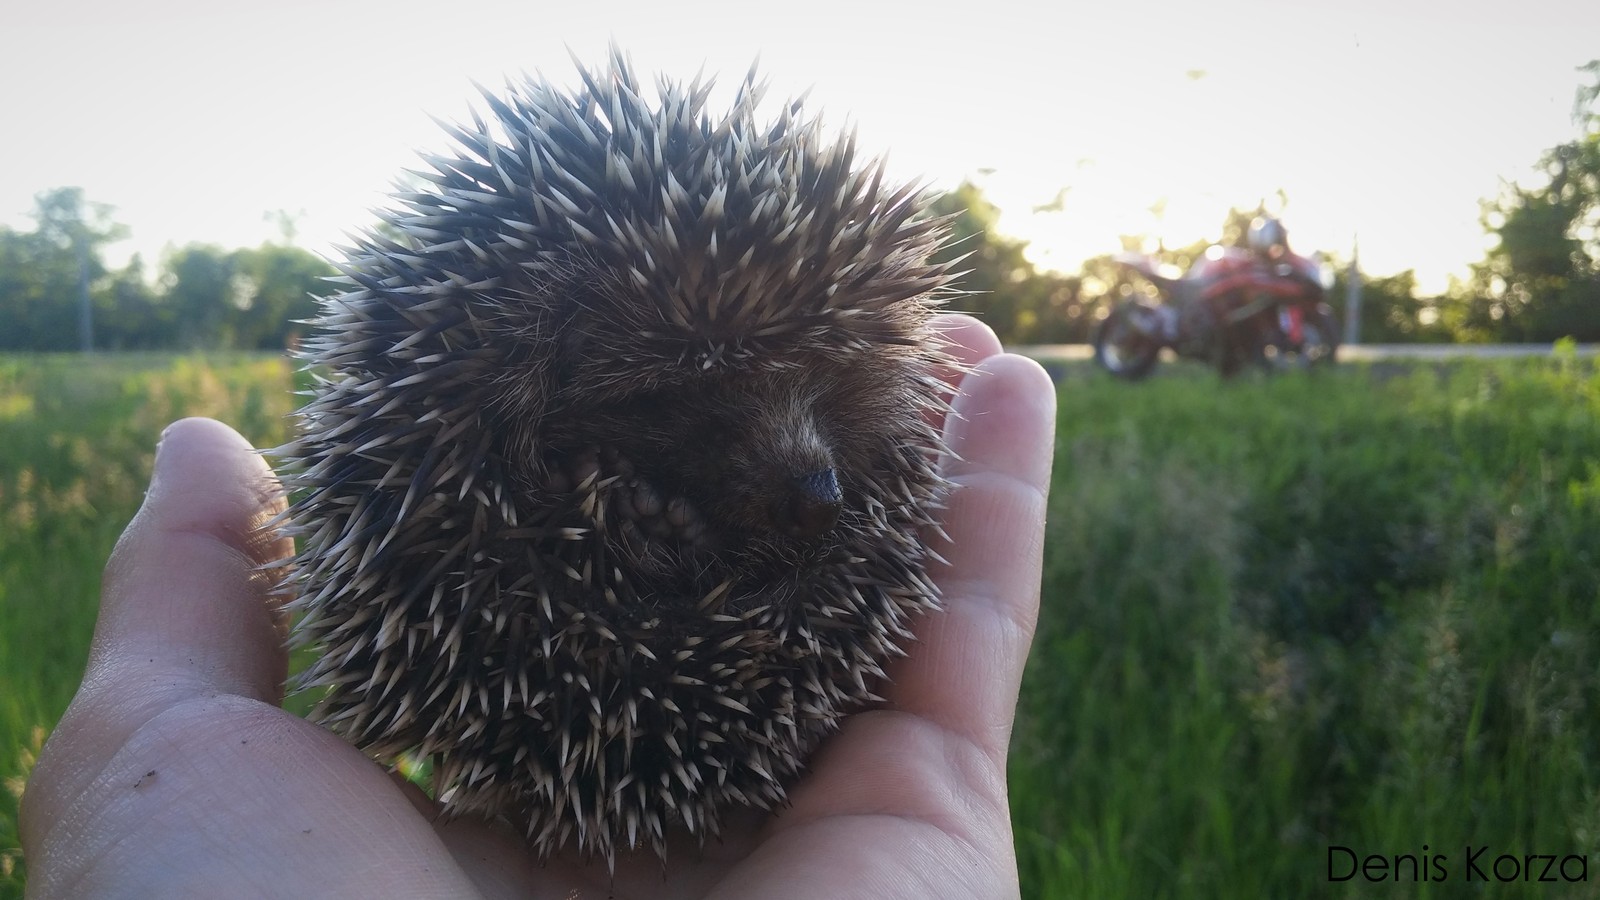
[[925, 313, 1002, 433], [888, 353, 1056, 763], [94, 416, 292, 702], [23, 416, 290, 855], [930, 313, 1002, 371], [22, 418, 501, 896], [22, 418, 294, 845], [719, 712, 1016, 900]]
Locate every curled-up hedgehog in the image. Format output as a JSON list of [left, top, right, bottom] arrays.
[[280, 50, 961, 864]]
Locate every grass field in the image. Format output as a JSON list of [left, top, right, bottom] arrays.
[[1016, 356, 1600, 898], [0, 353, 296, 894], [1, 352, 1597, 897]]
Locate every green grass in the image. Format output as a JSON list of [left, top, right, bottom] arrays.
[[0, 353, 294, 894], [1015, 359, 1600, 898], [1, 353, 1598, 897]]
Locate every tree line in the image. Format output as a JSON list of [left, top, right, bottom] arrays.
[[3, 63, 1595, 352], [0, 189, 331, 352]]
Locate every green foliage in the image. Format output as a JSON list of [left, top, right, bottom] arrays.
[[0, 188, 126, 352], [231, 244, 331, 349], [929, 182, 1089, 345], [0, 190, 333, 352], [0, 353, 294, 898], [1015, 360, 1600, 897], [161, 243, 240, 348], [1328, 267, 1454, 344], [1453, 61, 1600, 342]]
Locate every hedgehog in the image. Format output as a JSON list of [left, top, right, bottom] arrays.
[[278, 50, 961, 865]]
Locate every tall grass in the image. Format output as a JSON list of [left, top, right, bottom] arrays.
[[1015, 360, 1600, 898], [1, 354, 1597, 897], [0, 354, 293, 895]]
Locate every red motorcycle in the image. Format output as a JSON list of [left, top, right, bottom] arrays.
[[1093, 220, 1339, 380]]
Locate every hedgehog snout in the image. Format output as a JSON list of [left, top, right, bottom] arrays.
[[775, 468, 843, 539], [728, 398, 849, 541]]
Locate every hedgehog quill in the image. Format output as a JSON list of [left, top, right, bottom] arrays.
[[279, 51, 962, 865]]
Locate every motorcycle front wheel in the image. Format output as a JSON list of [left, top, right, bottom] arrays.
[[1093, 303, 1162, 380]]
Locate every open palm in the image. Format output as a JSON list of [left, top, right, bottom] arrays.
[[21, 314, 1055, 899]]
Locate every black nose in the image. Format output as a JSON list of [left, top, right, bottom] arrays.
[[778, 468, 842, 539]]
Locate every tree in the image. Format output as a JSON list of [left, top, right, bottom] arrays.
[[96, 254, 175, 350], [1324, 267, 1450, 343], [0, 188, 128, 351], [153, 242, 333, 351], [0, 188, 331, 352], [927, 182, 1084, 345], [228, 244, 333, 349], [159, 244, 239, 349], [1458, 62, 1600, 341]]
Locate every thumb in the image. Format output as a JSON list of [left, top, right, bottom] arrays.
[[93, 416, 293, 701], [22, 417, 292, 846], [21, 419, 499, 898]]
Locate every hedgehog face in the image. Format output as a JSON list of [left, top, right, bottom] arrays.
[[537, 354, 921, 565], [548, 374, 842, 541], [282, 52, 958, 866]]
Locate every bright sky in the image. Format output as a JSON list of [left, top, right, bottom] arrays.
[[4, 0, 1597, 296]]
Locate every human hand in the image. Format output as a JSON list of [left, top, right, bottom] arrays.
[[20, 313, 1055, 899]]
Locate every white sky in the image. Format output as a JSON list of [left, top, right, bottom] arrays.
[[3, 0, 1596, 295]]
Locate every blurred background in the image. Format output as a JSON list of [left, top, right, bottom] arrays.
[[3, 2, 1600, 897], [4, 0, 1599, 349]]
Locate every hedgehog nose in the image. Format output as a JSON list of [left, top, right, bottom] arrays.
[[778, 468, 842, 539]]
